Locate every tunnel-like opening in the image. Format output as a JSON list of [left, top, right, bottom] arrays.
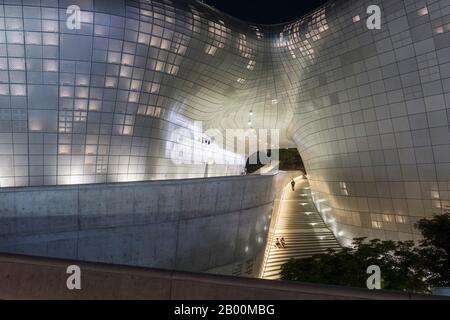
[[245, 149, 306, 174]]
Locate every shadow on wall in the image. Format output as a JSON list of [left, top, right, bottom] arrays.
[[246, 149, 306, 174]]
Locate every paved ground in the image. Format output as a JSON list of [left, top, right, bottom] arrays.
[[262, 177, 341, 280]]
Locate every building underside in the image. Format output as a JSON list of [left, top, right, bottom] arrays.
[[0, 0, 450, 249]]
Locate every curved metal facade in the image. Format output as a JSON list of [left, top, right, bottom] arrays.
[[0, 0, 450, 243]]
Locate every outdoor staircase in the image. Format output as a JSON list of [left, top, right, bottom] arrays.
[[262, 178, 341, 280]]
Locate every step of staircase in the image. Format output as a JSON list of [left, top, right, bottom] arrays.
[[261, 178, 341, 280]]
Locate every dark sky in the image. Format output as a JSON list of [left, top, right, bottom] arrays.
[[202, 0, 329, 24]]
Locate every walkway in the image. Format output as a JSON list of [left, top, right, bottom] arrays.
[[262, 177, 341, 280]]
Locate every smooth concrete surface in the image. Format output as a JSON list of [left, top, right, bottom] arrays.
[[262, 177, 341, 279], [0, 253, 444, 300], [0, 174, 282, 275]]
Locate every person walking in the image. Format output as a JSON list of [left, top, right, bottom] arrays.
[[275, 238, 282, 249], [291, 179, 296, 191], [280, 237, 286, 248]]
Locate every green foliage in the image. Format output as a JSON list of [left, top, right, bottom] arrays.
[[416, 213, 450, 288], [280, 213, 450, 293]]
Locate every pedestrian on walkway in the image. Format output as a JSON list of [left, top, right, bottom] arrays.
[[291, 179, 296, 191], [281, 237, 286, 248], [275, 238, 282, 248]]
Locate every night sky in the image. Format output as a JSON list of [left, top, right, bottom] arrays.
[[202, 0, 330, 24]]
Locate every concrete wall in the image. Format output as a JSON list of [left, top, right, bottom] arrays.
[[0, 174, 279, 275], [0, 253, 442, 300]]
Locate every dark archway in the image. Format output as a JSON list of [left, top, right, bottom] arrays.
[[246, 149, 305, 174]]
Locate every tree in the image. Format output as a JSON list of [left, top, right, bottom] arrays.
[[416, 213, 450, 288], [280, 213, 450, 293]]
